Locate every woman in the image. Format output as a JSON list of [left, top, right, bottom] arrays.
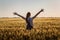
[[13, 9, 44, 30]]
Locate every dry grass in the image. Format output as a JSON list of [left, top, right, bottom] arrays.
[[0, 17, 60, 40]]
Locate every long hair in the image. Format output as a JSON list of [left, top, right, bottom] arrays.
[[26, 12, 31, 23]]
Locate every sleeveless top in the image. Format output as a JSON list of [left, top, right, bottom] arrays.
[[26, 17, 33, 27]]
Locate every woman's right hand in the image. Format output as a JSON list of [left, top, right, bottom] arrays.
[[13, 12, 18, 15]]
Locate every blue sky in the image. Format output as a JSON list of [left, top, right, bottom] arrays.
[[0, 0, 60, 17]]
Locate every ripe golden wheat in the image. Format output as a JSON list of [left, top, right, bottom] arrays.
[[0, 17, 60, 40]]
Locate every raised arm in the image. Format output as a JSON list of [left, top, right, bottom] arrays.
[[32, 9, 44, 19], [13, 12, 26, 20]]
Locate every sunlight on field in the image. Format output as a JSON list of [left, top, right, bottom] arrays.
[[0, 17, 60, 40]]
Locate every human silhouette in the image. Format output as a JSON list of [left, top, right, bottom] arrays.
[[13, 9, 44, 30]]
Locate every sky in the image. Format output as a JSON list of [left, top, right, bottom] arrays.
[[0, 0, 60, 17]]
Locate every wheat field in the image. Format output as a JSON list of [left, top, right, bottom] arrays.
[[0, 17, 60, 40]]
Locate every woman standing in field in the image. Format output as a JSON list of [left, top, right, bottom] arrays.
[[13, 9, 44, 30]]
